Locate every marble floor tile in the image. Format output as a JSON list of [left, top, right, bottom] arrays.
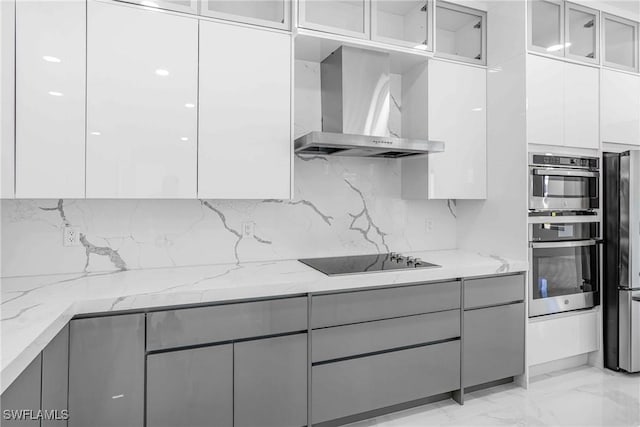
[[346, 366, 640, 427]]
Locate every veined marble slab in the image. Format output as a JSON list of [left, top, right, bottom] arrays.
[[0, 249, 527, 394]]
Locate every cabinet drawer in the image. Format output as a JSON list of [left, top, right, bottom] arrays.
[[463, 302, 525, 387], [464, 274, 524, 309], [312, 340, 460, 424], [311, 281, 460, 328], [147, 297, 307, 351], [312, 309, 460, 362]]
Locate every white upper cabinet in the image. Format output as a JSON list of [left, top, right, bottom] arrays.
[[402, 60, 486, 200], [565, 2, 599, 64], [528, 0, 600, 65], [86, 1, 198, 198], [563, 62, 598, 149], [603, 13, 639, 72], [435, 1, 486, 65], [201, 0, 290, 29], [527, 54, 599, 149], [15, 0, 86, 198], [527, 54, 564, 145], [1, 0, 15, 199], [371, 0, 432, 50], [529, 0, 564, 55], [601, 69, 640, 145], [119, 0, 198, 14], [298, 0, 369, 39], [198, 21, 291, 199]]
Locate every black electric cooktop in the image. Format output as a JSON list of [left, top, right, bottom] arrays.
[[298, 253, 440, 276]]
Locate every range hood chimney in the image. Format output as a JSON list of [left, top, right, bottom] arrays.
[[295, 46, 444, 158]]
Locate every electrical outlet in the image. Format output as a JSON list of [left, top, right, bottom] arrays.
[[242, 221, 255, 239], [425, 219, 434, 233], [63, 227, 80, 247]]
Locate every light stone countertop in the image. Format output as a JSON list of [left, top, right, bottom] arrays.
[[0, 249, 527, 394]]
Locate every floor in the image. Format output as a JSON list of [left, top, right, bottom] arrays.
[[347, 366, 640, 426]]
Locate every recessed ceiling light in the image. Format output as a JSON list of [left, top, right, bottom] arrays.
[[90, 131, 101, 136], [185, 103, 195, 108], [180, 137, 189, 141], [471, 107, 483, 112], [48, 91, 63, 96], [155, 69, 169, 77], [42, 56, 61, 63]]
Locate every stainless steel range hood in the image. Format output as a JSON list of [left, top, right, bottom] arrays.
[[295, 46, 444, 159]]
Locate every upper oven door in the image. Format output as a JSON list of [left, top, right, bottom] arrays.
[[529, 168, 599, 210]]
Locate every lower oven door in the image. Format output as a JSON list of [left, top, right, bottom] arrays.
[[529, 240, 600, 317], [529, 168, 599, 210]]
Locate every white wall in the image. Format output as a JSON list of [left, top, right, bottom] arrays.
[[456, 0, 529, 262]]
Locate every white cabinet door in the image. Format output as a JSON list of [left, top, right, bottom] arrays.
[[564, 62, 599, 149], [1, 0, 15, 198], [427, 60, 486, 199], [198, 21, 291, 199], [15, 0, 85, 198], [601, 69, 640, 146], [527, 54, 564, 146], [86, 1, 198, 198]]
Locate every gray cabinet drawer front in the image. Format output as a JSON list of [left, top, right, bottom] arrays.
[[463, 302, 525, 388], [312, 340, 460, 424], [1, 355, 41, 427], [464, 274, 524, 309], [147, 344, 233, 427], [147, 297, 307, 351], [312, 309, 460, 362], [311, 281, 460, 328]]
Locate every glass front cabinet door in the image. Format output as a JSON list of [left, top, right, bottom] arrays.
[[371, 0, 433, 50], [435, 1, 486, 65], [603, 13, 639, 72], [529, 0, 564, 55], [299, 0, 369, 39], [201, 0, 291, 30], [565, 2, 599, 64]]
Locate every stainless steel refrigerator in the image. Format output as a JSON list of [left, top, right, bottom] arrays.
[[604, 150, 640, 373]]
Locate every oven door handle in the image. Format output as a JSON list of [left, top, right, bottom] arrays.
[[532, 169, 599, 178], [530, 239, 599, 249]]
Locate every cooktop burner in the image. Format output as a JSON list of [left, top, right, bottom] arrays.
[[299, 253, 440, 276]]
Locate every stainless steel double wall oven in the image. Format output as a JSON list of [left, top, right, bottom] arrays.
[[528, 154, 601, 317]]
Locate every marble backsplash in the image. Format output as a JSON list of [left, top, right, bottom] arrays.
[[1, 156, 456, 277]]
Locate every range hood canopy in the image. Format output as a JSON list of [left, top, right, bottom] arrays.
[[295, 46, 444, 159]]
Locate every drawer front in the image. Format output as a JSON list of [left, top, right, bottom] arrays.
[[464, 274, 524, 309], [311, 281, 460, 328], [312, 309, 460, 362], [312, 340, 460, 424], [147, 297, 307, 351], [463, 302, 525, 388]]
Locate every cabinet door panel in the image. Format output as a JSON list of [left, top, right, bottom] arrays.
[[1, 0, 15, 198], [198, 21, 291, 199], [15, 0, 85, 198], [68, 314, 145, 427], [564, 63, 599, 149], [427, 60, 486, 199], [601, 69, 640, 146], [0, 355, 41, 427], [86, 1, 198, 198], [147, 344, 233, 427], [42, 325, 69, 427], [463, 303, 525, 388], [312, 340, 460, 424], [234, 334, 307, 427], [527, 54, 564, 146]]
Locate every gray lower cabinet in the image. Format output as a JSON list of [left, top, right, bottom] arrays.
[[68, 314, 145, 427], [1, 354, 41, 427], [146, 344, 233, 427], [42, 324, 69, 427], [463, 302, 525, 388], [234, 334, 307, 427], [312, 340, 460, 425]]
